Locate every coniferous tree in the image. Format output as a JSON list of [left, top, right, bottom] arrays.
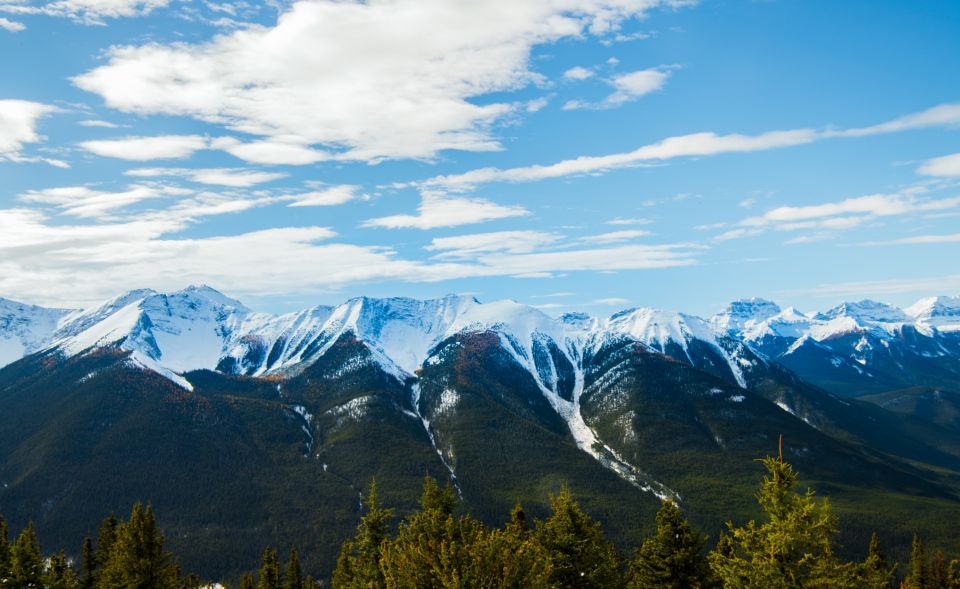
[[284, 549, 302, 589], [238, 572, 256, 589], [628, 499, 715, 589], [46, 549, 78, 589], [908, 534, 929, 589], [99, 503, 179, 589], [332, 480, 393, 589], [534, 486, 626, 589], [95, 514, 119, 572], [257, 548, 281, 589], [864, 532, 895, 588], [81, 536, 96, 589], [303, 576, 321, 589], [708, 449, 885, 588], [0, 516, 12, 585], [11, 522, 44, 589], [181, 573, 201, 589]]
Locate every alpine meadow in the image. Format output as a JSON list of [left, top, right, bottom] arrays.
[[2, 1, 960, 588]]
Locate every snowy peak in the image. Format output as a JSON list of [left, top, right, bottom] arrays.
[[0, 297, 76, 368], [907, 295, 960, 333], [605, 307, 717, 349], [710, 298, 782, 335]]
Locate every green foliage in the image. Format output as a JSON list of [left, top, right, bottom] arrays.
[[910, 534, 929, 589], [256, 548, 282, 589], [284, 549, 302, 589], [332, 481, 393, 589], [98, 503, 180, 589], [628, 499, 716, 589], [0, 516, 12, 586], [534, 486, 626, 589], [12, 522, 44, 589], [81, 536, 96, 589], [708, 453, 887, 588]]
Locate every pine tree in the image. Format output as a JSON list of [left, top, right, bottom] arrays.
[[534, 486, 626, 589], [257, 548, 281, 589], [908, 534, 929, 589], [863, 531, 895, 588], [628, 499, 715, 589], [0, 515, 12, 585], [708, 447, 884, 588], [332, 480, 393, 589], [11, 522, 44, 589], [95, 514, 119, 572], [99, 503, 179, 589], [81, 536, 96, 589], [284, 549, 302, 589], [46, 549, 78, 589]]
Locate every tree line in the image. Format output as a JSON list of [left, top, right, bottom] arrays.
[[1, 452, 959, 588]]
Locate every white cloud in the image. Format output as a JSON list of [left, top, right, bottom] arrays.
[[857, 233, 960, 246], [592, 297, 630, 305], [606, 216, 651, 225], [18, 184, 182, 219], [0, 203, 700, 306], [363, 194, 529, 230], [563, 67, 670, 110], [408, 102, 960, 194], [0, 99, 57, 162], [0, 0, 170, 24], [79, 135, 209, 161], [287, 185, 360, 207], [563, 66, 594, 81], [78, 119, 121, 128], [0, 16, 25, 30], [211, 137, 329, 165], [72, 0, 686, 164], [577, 229, 650, 243], [426, 230, 560, 258], [918, 152, 960, 177], [782, 274, 960, 300], [126, 167, 287, 187]]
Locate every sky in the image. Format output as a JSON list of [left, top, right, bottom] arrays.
[[1, 0, 959, 317]]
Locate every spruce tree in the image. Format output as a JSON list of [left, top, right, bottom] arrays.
[[46, 549, 78, 589], [332, 480, 393, 589], [303, 576, 321, 589], [99, 503, 179, 589], [11, 522, 44, 589], [863, 531, 895, 588], [931, 551, 949, 589], [534, 486, 626, 589], [81, 536, 96, 589], [95, 514, 119, 572], [0, 516, 11, 585], [708, 449, 884, 588], [284, 549, 302, 589], [908, 534, 929, 589], [628, 499, 715, 589], [257, 548, 281, 589]]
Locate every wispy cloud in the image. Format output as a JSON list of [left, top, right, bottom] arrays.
[[126, 167, 287, 187], [918, 152, 960, 177], [363, 194, 529, 230], [80, 135, 209, 161]]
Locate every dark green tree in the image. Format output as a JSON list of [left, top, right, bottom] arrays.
[[0, 516, 11, 585], [908, 534, 929, 589], [284, 549, 302, 589], [863, 532, 895, 588], [95, 514, 119, 572], [11, 522, 44, 589], [46, 549, 78, 589], [303, 576, 321, 589], [81, 536, 96, 589], [628, 499, 715, 589], [332, 480, 393, 589], [99, 503, 179, 589], [708, 450, 884, 588], [257, 548, 281, 589], [534, 486, 626, 589]]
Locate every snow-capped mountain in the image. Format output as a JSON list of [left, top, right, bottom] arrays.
[[0, 297, 75, 368], [2, 286, 959, 399]]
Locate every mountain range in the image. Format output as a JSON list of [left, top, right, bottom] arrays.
[[2, 286, 960, 580]]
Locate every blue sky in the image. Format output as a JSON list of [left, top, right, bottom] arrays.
[[1, 0, 958, 317]]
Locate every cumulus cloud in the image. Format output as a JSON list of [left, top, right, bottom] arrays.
[[563, 66, 594, 81], [0, 99, 57, 162], [363, 194, 529, 230], [565, 67, 670, 110], [918, 152, 960, 177], [72, 0, 686, 164], [126, 167, 287, 187], [0, 16, 25, 30], [79, 135, 209, 161]]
